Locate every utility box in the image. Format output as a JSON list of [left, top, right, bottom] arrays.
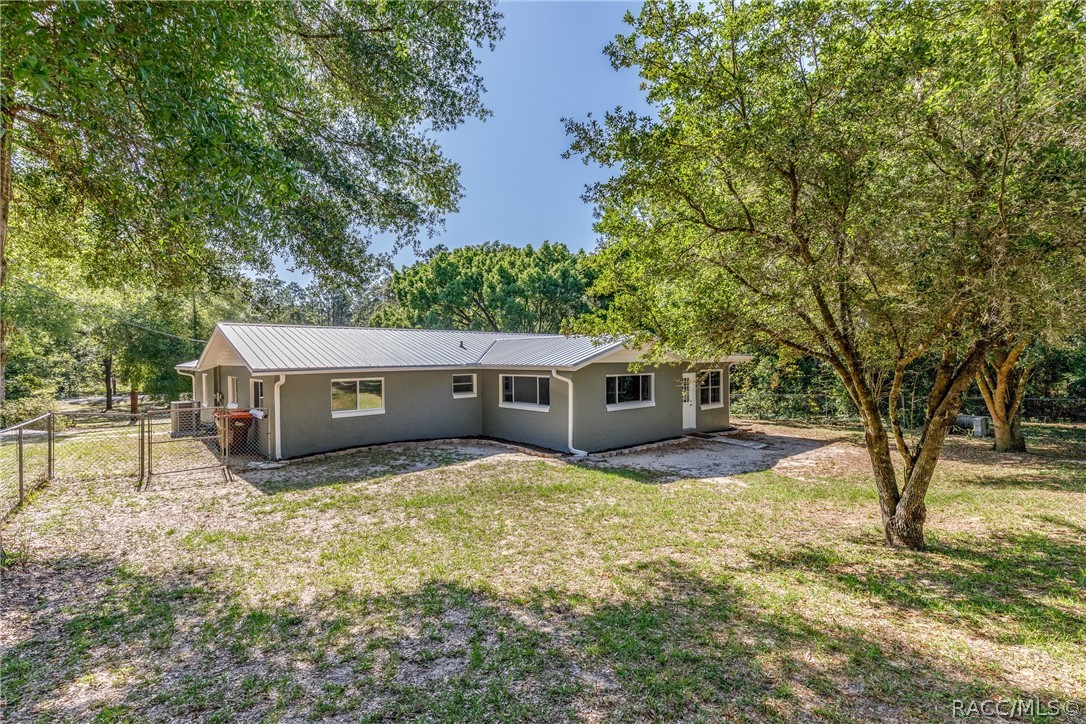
[[955, 414, 991, 437]]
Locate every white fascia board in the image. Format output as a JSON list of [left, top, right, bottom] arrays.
[[193, 324, 253, 373]]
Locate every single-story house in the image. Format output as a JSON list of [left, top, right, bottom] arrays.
[[175, 323, 750, 459]]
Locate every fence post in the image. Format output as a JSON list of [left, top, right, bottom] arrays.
[[47, 412, 55, 480], [138, 413, 145, 487], [223, 415, 231, 481], [17, 426, 24, 506], [146, 411, 153, 482]]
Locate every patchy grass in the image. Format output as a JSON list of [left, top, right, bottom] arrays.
[[1, 427, 1084, 722]]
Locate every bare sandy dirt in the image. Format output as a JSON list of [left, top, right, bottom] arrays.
[[589, 423, 853, 485]]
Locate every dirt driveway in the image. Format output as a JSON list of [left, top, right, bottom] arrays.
[[590, 422, 861, 485]]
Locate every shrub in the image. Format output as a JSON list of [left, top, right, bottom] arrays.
[[0, 390, 58, 428]]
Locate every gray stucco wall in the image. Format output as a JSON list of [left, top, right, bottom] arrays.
[[202, 365, 272, 457], [478, 369, 569, 452], [695, 364, 731, 433], [198, 361, 733, 459], [277, 370, 483, 459], [570, 363, 731, 452]]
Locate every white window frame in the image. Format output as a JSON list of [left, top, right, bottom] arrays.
[[331, 377, 386, 418], [699, 369, 724, 410], [250, 379, 265, 409], [498, 374, 550, 412], [226, 376, 239, 407], [452, 373, 477, 399], [605, 373, 655, 412]]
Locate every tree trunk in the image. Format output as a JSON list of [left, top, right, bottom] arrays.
[[129, 387, 139, 414], [0, 71, 15, 406], [976, 339, 1030, 454], [854, 343, 989, 551], [992, 413, 1027, 453], [104, 356, 114, 411]]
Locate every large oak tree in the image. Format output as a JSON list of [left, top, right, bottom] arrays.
[[568, 0, 1085, 548], [0, 0, 502, 400]]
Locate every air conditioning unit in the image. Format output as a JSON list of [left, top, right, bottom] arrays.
[[954, 414, 991, 437], [170, 400, 201, 437]]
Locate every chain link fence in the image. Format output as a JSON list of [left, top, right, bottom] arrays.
[[53, 411, 143, 482], [0, 405, 273, 519], [145, 405, 272, 482], [732, 390, 1086, 426], [960, 397, 1086, 423], [731, 390, 860, 424], [0, 414, 52, 518]]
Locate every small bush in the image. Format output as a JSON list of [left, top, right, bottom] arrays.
[[0, 390, 57, 428]]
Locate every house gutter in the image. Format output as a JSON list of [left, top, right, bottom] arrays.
[[550, 369, 588, 456], [273, 374, 286, 460]]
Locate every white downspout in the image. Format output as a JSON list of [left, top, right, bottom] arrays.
[[551, 369, 588, 456], [177, 370, 195, 400], [273, 374, 286, 460]]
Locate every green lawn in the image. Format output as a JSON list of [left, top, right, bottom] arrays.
[[1, 424, 1083, 721]]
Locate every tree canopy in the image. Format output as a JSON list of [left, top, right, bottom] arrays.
[[375, 242, 597, 333], [0, 0, 502, 400], [2, 0, 502, 286], [568, 0, 1086, 549]]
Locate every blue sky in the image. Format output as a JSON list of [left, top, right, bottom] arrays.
[[280, 1, 648, 281]]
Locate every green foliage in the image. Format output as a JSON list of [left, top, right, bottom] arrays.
[[377, 242, 598, 333], [247, 276, 394, 327], [0, 388, 56, 427], [569, 0, 1085, 365], [3, 0, 503, 287], [566, 0, 1086, 542], [730, 348, 857, 421]]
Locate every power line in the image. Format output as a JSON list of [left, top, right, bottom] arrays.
[[4, 279, 209, 345]]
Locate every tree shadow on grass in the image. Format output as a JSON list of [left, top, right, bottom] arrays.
[[752, 530, 1086, 648], [4, 554, 1079, 722]]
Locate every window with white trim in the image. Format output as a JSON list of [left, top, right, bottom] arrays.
[[227, 376, 239, 406], [251, 379, 264, 409], [605, 373, 654, 410], [500, 375, 550, 411], [452, 373, 477, 398], [699, 370, 723, 408], [331, 378, 385, 417]]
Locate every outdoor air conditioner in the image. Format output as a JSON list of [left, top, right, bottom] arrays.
[[170, 400, 201, 437], [954, 414, 991, 437]]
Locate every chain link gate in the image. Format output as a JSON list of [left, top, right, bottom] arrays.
[[1, 406, 274, 518], [142, 405, 273, 485]]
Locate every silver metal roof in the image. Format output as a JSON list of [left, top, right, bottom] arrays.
[[207, 323, 625, 373], [477, 336, 624, 367]]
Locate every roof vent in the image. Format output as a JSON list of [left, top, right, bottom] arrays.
[[459, 340, 466, 349]]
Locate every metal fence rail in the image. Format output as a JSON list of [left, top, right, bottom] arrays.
[[144, 406, 271, 483], [0, 413, 52, 519], [732, 391, 1086, 425], [0, 406, 273, 519]]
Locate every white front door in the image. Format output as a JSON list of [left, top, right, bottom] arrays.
[[682, 373, 696, 429]]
